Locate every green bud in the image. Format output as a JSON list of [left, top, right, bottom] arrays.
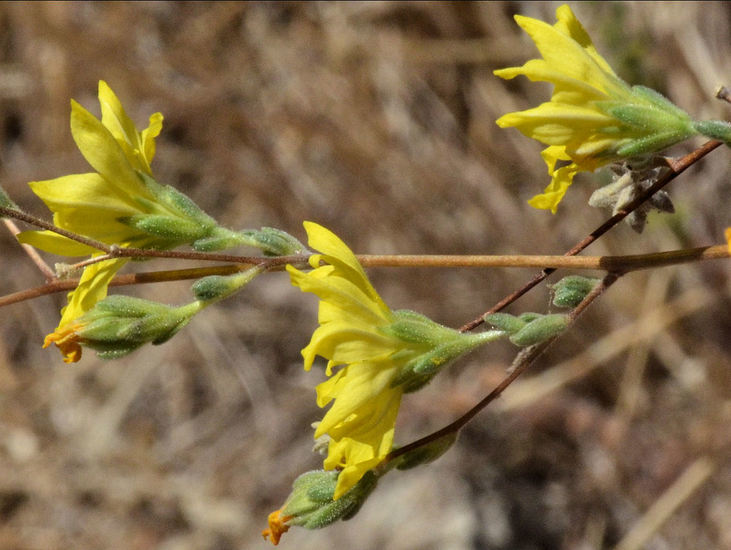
[[191, 266, 262, 303], [75, 296, 200, 358], [191, 276, 235, 302], [395, 432, 458, 471], [484, 312, 525, 334], [281, 470, 379, 530], [550, 275, 601, 308], [240, 227, 306, 256], [509, 313, 569, 347], [194, 226, 305, 256]]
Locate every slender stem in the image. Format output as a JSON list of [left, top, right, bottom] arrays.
[[1, 245, 726, 310], [388, 139, 724, 463], [3, 218, 56, 281], [458, 139, 722, 332], [0, 205, 111, 252], [1, 139, 720, 278], [385, 272, 620, 464], [359, 246, 728, 270]]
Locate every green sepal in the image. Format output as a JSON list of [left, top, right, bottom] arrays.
[[615, 129, 694, 158], [75, 296, 197, 358], [630, 85, 693, 120], [192, 225, 252, 252], [238, 227, 306, 256], [406, 339, 481, 376], [383, 309, 457, 346], [484, 312, 525, 334], [137, 170, 217, 229], [517, 312, 543, 323], [693, 120, 731, 145], [509, 314, 569, 346], [191, 267, 262, 303], [123, 214, 211, 243], [282, 470, 379, 529]]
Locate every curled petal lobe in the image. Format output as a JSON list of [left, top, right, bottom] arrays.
[[261, 509, 292, 545], [43, 321, 85, 364], [44, 258, 129, 362]]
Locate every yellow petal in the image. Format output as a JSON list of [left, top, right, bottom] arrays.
[[70, 99, 147, 198], [303, 221, 391, 316], [57, 258, 129, 328], [98, 80, 162, 175], [527, 162, 578, 214], [553, 4, 616, 76], [29, 173, 138, 211], [302, 322, 399, 371], [16, 230, 99, 256], [141, 112, 163, 170], [287, 264, 390, 328], [512, 7, 627, 98]]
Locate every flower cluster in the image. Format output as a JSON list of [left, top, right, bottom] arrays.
[[495, 4, 697, 213], [287, 222, 497, 500], [19, 82, 227, 361]]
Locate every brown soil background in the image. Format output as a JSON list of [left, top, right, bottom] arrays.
[[0, 2, 729, 549]]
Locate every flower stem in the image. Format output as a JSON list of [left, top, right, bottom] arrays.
[[385, 272, 620, 465]]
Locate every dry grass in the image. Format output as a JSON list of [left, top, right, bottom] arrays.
[[0, 2, 729, 549]]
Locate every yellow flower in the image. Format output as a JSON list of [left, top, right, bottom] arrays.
[[287, 222, 497, 499], [19, 80, 216, 255], [18, 81, 218, 361], [495, 4, 696, 213], [286, 222, 401, 499], [726, 228, 731, 254]]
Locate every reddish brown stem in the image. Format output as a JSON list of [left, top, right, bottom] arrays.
[[459, 139, 722, 332]]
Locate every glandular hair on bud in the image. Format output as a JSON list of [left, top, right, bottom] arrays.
[[550, 275, 601, 308], [509, 314, 569, 347], [191, 276, 234, 302]]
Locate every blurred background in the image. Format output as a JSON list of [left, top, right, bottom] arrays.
[[0, 2, 729, 549]]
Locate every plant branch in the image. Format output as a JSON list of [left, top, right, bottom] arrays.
[[0, 205, 111, 253], [459, 139, 723, 332], [1, 245, 726, 310], [385, 271, 621, 464], [3, 218, 56, 281]]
